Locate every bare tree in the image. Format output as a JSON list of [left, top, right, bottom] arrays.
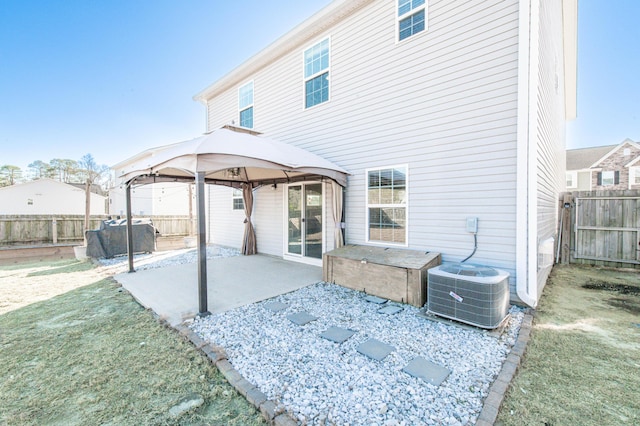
[[77, 154, 109, 245]]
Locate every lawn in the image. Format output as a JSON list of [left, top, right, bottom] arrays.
[[497, 264, 640, 425], [0, 260, 264, 425]]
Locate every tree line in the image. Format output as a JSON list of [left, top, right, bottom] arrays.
[[0, 154, 110, 188]]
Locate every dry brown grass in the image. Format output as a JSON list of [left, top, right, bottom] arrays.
[[497, 264, 640, 426], [0, 260, 264, 425]]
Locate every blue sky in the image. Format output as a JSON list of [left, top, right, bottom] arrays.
[[1, 1, 638, 174]]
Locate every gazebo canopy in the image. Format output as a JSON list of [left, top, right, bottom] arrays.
[[117, 126, 348, 187], [116, 126, 348, 318]]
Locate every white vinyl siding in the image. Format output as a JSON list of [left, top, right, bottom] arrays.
[[533, 0, 567, 296], [206, 0, 522, 279], [207, 186, 245, 247]]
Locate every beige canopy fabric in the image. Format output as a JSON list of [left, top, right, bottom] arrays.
[[241, 182, 257, 255], [118, 127, 348, 187], [119, 126, 349, 316]]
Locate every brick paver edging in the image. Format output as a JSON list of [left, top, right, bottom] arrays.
[[475, 311, 534, 426], [173, 323, 298, 426]]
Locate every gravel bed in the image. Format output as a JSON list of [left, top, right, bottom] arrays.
[[191, 282, 524, 426], [95, 245, 240, 273]]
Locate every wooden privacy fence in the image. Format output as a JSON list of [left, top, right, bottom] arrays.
[[0, 215, 193, 246], [558, 190, 640, 268]]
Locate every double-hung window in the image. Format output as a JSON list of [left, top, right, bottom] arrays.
[[304, 38, 330, 109], [238, 81, 254, 129], [632, 167, 640, 185], [366, 166, 408, 245], [398, 0, 427, 41], [232, 188, 244, 210]]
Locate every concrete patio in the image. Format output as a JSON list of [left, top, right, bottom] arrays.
[[114, 254, 322, 326]]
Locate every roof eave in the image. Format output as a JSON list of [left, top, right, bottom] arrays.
[[192, 0, 372, 104]]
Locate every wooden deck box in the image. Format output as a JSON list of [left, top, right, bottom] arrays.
[[323, 245, 441, 307]]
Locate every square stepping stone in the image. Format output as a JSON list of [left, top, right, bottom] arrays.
[[357, 338, 395, 361], [365, 295, 388, 304], [287, 311, 317, 326], [378, 305, 403, 315], [403, 356, 451, 386], [264, 301, 289, 312], [320, 326, 356, 344]]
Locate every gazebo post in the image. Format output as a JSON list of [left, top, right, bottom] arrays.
[[125, 181, 135, 273], [195, 172, 210, 316]]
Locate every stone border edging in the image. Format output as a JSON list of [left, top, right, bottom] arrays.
[[173, 323, 298, 426], [475, 311, 534, 426]]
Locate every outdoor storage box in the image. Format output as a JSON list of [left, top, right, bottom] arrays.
[[323, 245, 441, 307]]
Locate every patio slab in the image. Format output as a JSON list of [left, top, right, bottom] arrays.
[[114, 254, 322, 326]]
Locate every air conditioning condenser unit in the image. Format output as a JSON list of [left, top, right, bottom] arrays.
[[427, 263, 510, 329]]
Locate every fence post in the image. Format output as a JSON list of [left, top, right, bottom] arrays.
[[561, 194, 573, 264], [52, 218, 58, 244]]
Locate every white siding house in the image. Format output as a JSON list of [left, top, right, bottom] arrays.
[[0, 178, 107, 215], [109, 182, 194, 217], [194, 0, 577, 307]]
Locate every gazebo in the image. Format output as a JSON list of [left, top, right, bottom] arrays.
[[116, 126, 349, 316]]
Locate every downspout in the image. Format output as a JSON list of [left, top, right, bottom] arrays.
[[515, 0, 539, 307]]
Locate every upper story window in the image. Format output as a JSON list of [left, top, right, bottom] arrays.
[[398, 0, 427, 41], [366, 166, 408, 245], [238, 81, 254, 129], [566, 171, 577, 189], [304, 38, 330, 109]]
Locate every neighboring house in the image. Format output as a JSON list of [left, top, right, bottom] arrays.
[[190, 0, 577, 307], [0, 178, 107, 215], [566, 139, 640, 191], [108, 182, 195, 217]]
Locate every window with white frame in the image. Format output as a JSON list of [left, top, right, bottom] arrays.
[[601, 170, 615, 186], [566, 171, 577, 188], [304, 38, 330, 109], [398, 0, 427, 41], [632, 167, 640, 185], [238, 81, 254, 129], [366, 166, 407, 244], [232, 188, 244, 210]]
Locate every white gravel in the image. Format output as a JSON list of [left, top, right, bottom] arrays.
[[191, 282, 524, 426]]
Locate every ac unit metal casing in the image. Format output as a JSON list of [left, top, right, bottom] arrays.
[[427, 263, 510, 329]]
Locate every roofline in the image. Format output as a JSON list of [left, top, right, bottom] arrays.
[[589, 139, 640, 168], [192, 0, 372, 104], [562, 0, 578, 120], [626, 156, 640, 168]]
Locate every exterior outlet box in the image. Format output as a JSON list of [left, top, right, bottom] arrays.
[[466, 217, 478, 233]]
